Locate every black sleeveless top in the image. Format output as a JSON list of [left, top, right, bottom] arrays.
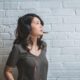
[[5, 41, 48, 80]]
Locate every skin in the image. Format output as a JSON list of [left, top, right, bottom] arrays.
[[4, 17, 44, 80], [29, 17, 44, 55]]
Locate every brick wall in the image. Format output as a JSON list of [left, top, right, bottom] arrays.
[[0, 0, 80, 80]]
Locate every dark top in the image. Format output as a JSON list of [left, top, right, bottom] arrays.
[[5, 41, 48, 80]]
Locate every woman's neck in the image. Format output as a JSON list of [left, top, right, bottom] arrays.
[[31, 35, 38, 46]]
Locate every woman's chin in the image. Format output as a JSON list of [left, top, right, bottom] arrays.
[[37, 32, 43, 36]]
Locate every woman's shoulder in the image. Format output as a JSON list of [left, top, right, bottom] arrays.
[[42, 40, 47, 48], [13, 43, 27, 53], [41, 40, 47, 54], [13, 43, 20, 47], [12, 43, 21, 50]]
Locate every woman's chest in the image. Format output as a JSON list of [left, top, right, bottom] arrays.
[[17, 45, 48, 67], [18, 51, 47, 67]]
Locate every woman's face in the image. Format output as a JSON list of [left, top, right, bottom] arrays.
[[31, 17, 43, 37]]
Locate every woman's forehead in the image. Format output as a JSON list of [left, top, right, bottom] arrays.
[[32, 17, 40, 22]]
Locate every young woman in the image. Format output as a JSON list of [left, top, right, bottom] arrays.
[[4, 13, 48, 80]]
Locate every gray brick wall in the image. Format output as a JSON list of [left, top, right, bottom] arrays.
[[1, 0, 80, 80]]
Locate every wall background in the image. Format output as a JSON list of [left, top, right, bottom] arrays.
[[1, 0, 80, 80]]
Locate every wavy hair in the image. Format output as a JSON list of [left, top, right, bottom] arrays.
[[13, 13, 47, 52]]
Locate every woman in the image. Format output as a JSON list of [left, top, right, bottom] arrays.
[[4, 13, 48, 80]]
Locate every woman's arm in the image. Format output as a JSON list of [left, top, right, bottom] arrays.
[[4, 44, 20, 80], [4, 66, 14, 80]]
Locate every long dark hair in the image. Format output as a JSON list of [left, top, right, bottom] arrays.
[[13, 13, 47, 52]]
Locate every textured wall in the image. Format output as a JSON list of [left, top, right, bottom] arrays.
[[1, 0, 80, 80]]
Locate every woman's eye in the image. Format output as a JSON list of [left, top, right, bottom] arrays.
[[37, 22, 41, 24], [36, 23, 39, 24]]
